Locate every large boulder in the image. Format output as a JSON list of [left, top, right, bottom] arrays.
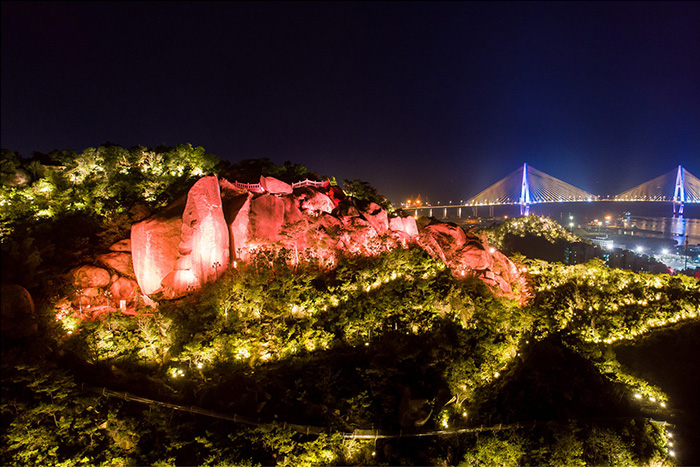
[[179, 175, 230, 285], [339, 216, 379, 255], [361, 202, 389, 235], [131, 196, 186, 296], [131, 176, 229, 299], [453, 245, 494, 272], [96, 252, 135, 279], [389, 216, 419, 238], [260, 175, 293, 195], [109, 277, 140, 302], [282, 196, 304, 225], [298, 188, 336, 215], [0, 284, 37, 338], [71, 265, 111, 289], [426, 222, 466, 245]]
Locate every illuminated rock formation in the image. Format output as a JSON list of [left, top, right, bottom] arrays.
[[131, 196, 186, 296], [259, 175, 293, 194], [109, 277, 140, 302], [108, 239, 131, 252], [96, 252, 135, 279], [70, 265, 112, 289], [127, 174, 524, 301], [132, 176, 229, 299]]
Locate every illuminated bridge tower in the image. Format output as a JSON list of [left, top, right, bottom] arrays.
[[614, 165, 699, 216], [466, 163, 598, 217], [673, 165, 685, 216], [520, 163, 531, 216]]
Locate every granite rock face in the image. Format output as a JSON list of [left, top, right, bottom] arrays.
[[131, 196, 186, 296], [71, 265, 112, 289], [131, 176, 229, 299]]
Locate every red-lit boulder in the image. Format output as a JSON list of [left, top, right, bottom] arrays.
[[131, 196, 186, 296], [132, 176, 229, 299], [389, 216, 419, 238], [338, 216, 379, 255], [333, 200, 360, 218], [492, 250, 520, 284], [260, 175, 293, 195], [160, 269, 200, 298], [96, 252, 135, 279], [452, 245, 494, 272], [298, 189, 336, 214], [108, 239, 131, 252], [425, 223, 467, 250], [71, 265, 111, 289], [361, 202, 389, 235], [180, 175, 230, 286], [109, 277, 140, 302], [317, 212, 343, 232]]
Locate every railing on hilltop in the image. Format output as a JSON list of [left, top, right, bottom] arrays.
[[292, 179, 331, 189], [228, 178, 330, 193], [230, 181, 265, 193]]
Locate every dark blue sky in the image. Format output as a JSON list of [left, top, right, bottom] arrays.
[[2, 2, 699, 204]]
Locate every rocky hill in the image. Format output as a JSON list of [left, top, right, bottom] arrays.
[[68, 175, 526, 317]]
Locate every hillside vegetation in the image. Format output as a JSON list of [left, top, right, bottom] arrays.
[[2, 145, 698, 466]]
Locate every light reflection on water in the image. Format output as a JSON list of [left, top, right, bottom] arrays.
[[624, 216, 700, 246]]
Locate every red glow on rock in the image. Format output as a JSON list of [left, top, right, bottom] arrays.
[[182, 176, 230, 285], [260, 175, 293, 194], [132, 176, 229, 298]]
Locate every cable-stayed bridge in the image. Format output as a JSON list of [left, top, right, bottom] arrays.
[[401, 164, 700, 218], [614, 166, 700, 216]]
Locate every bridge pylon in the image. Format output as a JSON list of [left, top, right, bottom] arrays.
[[520, 163, 531, 216], [466, 163, 598, 217], [673, 165, 685, 216]]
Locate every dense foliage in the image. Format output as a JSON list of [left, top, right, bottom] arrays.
[[1, 144, 218, 238], [485, 215, 585, 250], [341, 179, 394, 213], [1, 144, 217, 295]]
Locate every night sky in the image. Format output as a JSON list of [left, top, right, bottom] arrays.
[[2, 2, 699, 204]]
